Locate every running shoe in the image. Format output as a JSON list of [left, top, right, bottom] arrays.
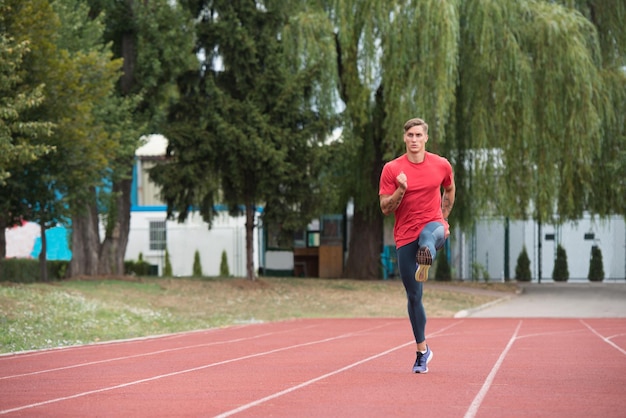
[[412, 345, 433, 373], [415, 246, 432, 282]]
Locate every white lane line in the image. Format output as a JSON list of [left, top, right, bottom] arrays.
[[580, 320, 626, 356], [514, 328, 587, 340], [0, 325, 319, 380], [0, 322, 397, 415], [213, 321, 463, 418], [463, 320, 522, 418], [0, 326, 239, 359], [214, 342, 415, 418]]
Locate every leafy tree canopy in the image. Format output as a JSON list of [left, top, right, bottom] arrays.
[[0, 34, 54, 187]]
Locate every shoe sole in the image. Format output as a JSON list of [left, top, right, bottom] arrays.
[[413, 350, 433, 374], [415, 264, 430, 282], [415, 247, 432, 282]]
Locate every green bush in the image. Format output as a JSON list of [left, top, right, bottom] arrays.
[[434, 248, 452, 281], [471, 262, 490, 282], [0, 259, 40, 283], [219, 250, 230, 277], [552, 244, 569, 282], [124, 260, 152, 276], [48, 260, 68, 279], [0, 259, 68, 282], [124, 252, 153, 276], [515, 246, 532, 282], [192, 250, 203, 277], [588, 246, 604, 282]]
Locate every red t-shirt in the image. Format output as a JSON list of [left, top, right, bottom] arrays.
[[379, 152, 453, 248]]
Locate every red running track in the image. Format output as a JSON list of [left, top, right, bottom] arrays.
[[1, 318, 625, 417]]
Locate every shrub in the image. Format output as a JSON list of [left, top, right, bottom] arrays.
[[471, 262, 490, 282], [163, 250, 173, 277], [515, 246, 532, 282], [588, 246, 604, 282], [552, 244, 569, 282], [435, 248, 452, 281], [9, 259, 41, 283], [219, 250, 230, 277], [124, 252, 153, 276], [0, 259, 67, 283], [192, 250, 203, 277]]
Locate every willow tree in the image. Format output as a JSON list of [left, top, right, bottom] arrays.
[[456, 0, 607, 224], [452, 1, 624, 279], [306, 0, 622, 279], [575, 0, 626, 218], [313, 0, 460, 278]]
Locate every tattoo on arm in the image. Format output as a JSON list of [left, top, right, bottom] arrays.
[[441, 187, 455, 219], [442, 196, 452, 218], [380, 189, 405, 215]]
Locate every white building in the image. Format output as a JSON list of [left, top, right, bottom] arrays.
[[451, 215, 625, 282], [129, 135, 260, 276], [3, 135, 260, 277]]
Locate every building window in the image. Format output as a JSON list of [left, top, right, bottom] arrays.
[[149, 221, 167, 251]]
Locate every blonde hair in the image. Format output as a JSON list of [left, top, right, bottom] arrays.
[[403, 118, 429, 134]]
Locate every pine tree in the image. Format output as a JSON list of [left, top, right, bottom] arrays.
[[192, 250, 203, 278], [515, 246, 532, 282], [552, 244, 569, 282], [163, 249, 172, 277], [150, 1, 336, 280], [588, 246, 604, 282], [219, 250, 230, 278]]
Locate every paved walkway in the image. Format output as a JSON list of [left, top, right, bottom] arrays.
[[458, 282, 626, 318]]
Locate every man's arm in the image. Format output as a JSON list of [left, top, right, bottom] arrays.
[[380, 171, 407, 216], [441, 178, 456, 219], [380, 190, 404, 216]]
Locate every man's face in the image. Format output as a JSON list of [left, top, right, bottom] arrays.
[[403, 125, 428, 153]]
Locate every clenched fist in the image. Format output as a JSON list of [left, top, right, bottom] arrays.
[[397, 171, 407, 191]]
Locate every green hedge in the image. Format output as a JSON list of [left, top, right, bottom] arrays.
[[0, 259, 68, 283], [124, 260, 157, 276], [0, 258, 157, 281]]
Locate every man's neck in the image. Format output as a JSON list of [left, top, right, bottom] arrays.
[[406, 151, 426, 164]]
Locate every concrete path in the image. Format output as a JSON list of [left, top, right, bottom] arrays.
[[460, 282, 626, 318]]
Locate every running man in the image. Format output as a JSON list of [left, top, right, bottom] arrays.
[[378, 117, 455, 373]]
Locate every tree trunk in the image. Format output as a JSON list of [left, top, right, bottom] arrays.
[[97, 7, 136, 277], [39, 222, 48, 281], [67, 198, 101, 277], [340, 81, 386, 280], [245, 204, 256, 281], [342, 129, 386, 280], [0, 218, 5, 278], [120, 9, 136, 96], [70, 19, 136, 278], [99, 174, 132, 275], [343, 208, 383, 279], [0, 218, 7, 259]]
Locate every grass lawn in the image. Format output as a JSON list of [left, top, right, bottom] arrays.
[[0, 277, 518, 354]]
